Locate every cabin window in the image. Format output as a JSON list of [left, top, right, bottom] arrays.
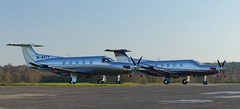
[[180, 63, 183, 67], [155, 64, 158, 67], [63, 61, 66, 65], [161, 64, 164, 67], [173, 63, 176, 67], [90, 60, 93, 64], [82, 60, 85, 65], [69, 61, 72, 65], [76, 61, 79, 65], [167, 64, 170, 67]]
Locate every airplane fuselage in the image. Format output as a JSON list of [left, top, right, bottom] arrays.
[[139, 60, 220, 77], [35, 56, 132, 77]]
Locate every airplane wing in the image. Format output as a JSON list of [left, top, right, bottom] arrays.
[[140, 64, 181, 77], [29, 62, 91, 76]]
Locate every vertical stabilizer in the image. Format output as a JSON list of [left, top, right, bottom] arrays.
[[7, 43, 43, 67], [7, 43, 59, 67], [105, 49, 131, 62], [21, 47, 38, 66]]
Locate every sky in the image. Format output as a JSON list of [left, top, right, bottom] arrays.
[[0, 0, 240, 66]]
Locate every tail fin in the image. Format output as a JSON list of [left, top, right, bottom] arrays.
[[105, 49, 131, 62], [7, 43, 58, 67]]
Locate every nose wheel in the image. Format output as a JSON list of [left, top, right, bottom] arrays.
[[116, 74, 121, 84], [98, 75, 106, 84]]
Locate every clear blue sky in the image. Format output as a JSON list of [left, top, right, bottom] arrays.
[[1, 0, 240, 66]]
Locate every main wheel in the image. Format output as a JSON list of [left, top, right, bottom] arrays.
[[164, 79, 169, 84], [97, 79, 101, 84], [203, 81, 207, 85], [98, 79, 104, 84], [116, 81, 121, 84], [182, 79, 188, 85]]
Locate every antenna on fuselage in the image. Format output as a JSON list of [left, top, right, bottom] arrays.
[[67, 54, 70, 57]]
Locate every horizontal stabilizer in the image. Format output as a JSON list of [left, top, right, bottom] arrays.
[[6, 43, 43, 47], [105, 49, 131, 52]]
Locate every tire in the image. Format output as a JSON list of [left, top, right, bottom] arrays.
[[116, 81, 121, 84], [182, 79, 188, 85], [203, 81, 207, 85], [164, 79, 169, 84], [97, 79, 101, 84]]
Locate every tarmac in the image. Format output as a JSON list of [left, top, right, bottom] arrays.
[[0, 85, 240, 109]]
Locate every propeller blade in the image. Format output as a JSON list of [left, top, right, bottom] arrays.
[[130, 71, 135, 78], [222, 70, 226, 78], [130, 56, 136, 65], [216, 70, 221, 77], [222, 60, 226, 67], [137, 56, 143, 65], [217, 60, 221, 67]]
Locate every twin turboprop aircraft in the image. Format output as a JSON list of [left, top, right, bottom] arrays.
[[7, 43, 137, 84], [105, 49, 226, 85]]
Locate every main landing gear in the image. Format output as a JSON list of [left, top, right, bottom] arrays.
[[203, 75, 207, 85], [69, 73, 77, 84], [116, 74, 121, 84], [182, 76, 190, 85], [182, 79, 188, 84], [164, 79, 169, 84], [163, 76, 170, 84], [98, 75, 106, 84]]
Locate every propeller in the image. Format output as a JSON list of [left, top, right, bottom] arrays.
[[129, 56, 143, 78], [216, 60, 226, 78]]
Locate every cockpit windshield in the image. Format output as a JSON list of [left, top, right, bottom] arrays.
[[101, 58, 114, 63], [191, 60, 201, 65]]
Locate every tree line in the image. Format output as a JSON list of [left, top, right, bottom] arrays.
[[0, 62, 239, 83]]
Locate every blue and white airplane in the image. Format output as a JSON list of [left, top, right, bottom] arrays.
[[105, 49, 226, 85], [7, 43, 137, 84]]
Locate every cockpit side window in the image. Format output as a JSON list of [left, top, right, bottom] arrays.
[[101, 58, 113, 63]]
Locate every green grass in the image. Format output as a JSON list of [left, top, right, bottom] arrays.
[[0, 83, 136, 86], [0, 82, 239, 86]]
